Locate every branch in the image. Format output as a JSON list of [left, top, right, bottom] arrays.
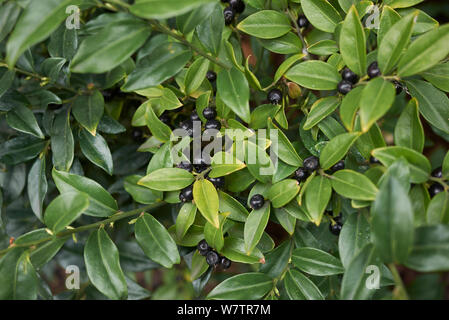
[[0, 201, 166, 257]]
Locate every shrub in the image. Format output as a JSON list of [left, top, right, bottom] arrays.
[[0, 0, 448, 300]]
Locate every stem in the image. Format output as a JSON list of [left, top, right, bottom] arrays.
[[388, 263, 409, 300], [149, 21, 232, 70], [286, 9, 309, 59], [0, 202, 166, 257]]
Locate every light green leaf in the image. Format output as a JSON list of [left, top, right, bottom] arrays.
[[193, 179, 220, 228], [138, 168, 194, 191], [340, 6, 366, 76], [331, 169, 378, 201], [237, 10, 291, 39]]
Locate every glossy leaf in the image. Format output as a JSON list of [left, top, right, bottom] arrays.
[[207, 273, 273, 300], [291, 247, 344, 276], [301, 0, 342, 33], [244, 202, 270, 254], [331, 169, 378, 201], [267, 179, 300, 208], [79, 129, 113, 175], [340, 6, 366, 76], [44, 192, 89, 233], [284, 269, 324, 300], [237, 10, 291, 39], [285, 61, 340, 91], [193, 179, 220, 228], [394, 98, 424, 152], [304, 176, 332, 225], [319, 132, 360, 169], [138, 168, 194, 191], [217, 67, 250, 123]]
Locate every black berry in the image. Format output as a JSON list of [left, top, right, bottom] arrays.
[[429, 183, 444, 198], [206, 70, 217, 82], [294, 167, 309, 182], [221, 256, 232, 269], [223, 6, 235, 25], [341, 67, 359, 84], [197, 239, 211, 256], [229, 0, 245, 14], [431, 167, 443, 179], [367, 61, 381, 78], [370, 156, 381, 164], [393, 80, 403, 94], [190, 111, 200, 122], [206, 250, 220, 266], [177, 162, 193, 172], [193, 159, 209, 173], [337, 80, 352, 95], [331, 160, 345, 172], [267, 89, 282, 105], [329, 222, 343, 236], [208, 176, 225, 189], [132, 129, 144, 143], [205, 119, 221, 131], [297, 14, 309, 28], [249, 194, 265, 210], [179, 120, 193, 137], [203, 107, 217, 120], [179, 185, 194, 202], [303, 156, 319, 172]]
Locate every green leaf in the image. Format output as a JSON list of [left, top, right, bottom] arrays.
[[359, 77, 396, 132], [185, 58, 210, 95], [193, 179, 220, 228], [124, 175, 163, 204], [217, 67, 250, 123], [51, 110, 74, 172], [44, 192, 89, 233], [218, 191, 249, 222], [291, 247, 344, 276], [244, 202, 270, 254], [406, 79, 449, 134], [338, 212, 371, 268], [394, 98, 424, 152], [0, 135, 46, 165], [405, 224, 449, 272], [319, 132, 360, 170], [426, 192, 449, 224], [176, 202, 197, 239], [354, 119, 386, 159], [443, 151, 449, 179], [195, 3, 224, 55], [378, 5, 402, 48], [71, 19, 150, 73], [210, 152, 246, 178], [135, 213, 180, 268], [371, 176, 414, 263], [340, 6, 366, 76], [204, 214, 227, 252], [301, 0, 342, 33], [340, 85, 363, 131], [72, 90, 104, 136], [0, 69, 15, 99], [274, 53, 305, 83], [384, 0, 424, 8], [259, 32, 303, 54], [0, 249, 38, 300], [0, 1, 21, 43], [331, 169, 378, 201], [84, 229, 128, 300], [48, 23, 78, 60], [207, 273, 273, 300], [284, 269, 324, 300], [27, 157, 47, 221], [237, 10, 291, 39], [303, 96, 340, 130], [144, 103, 172, 142], [259, 240, 292, 278], [130, 0, 214, 19], [420, 62, 449, 92], [52, 168, 118, 217], [378, 11, 417, 74], [122, 42, 192, 91], [190, 250, 209, 281], [285, 61, 341, 91], [139, 168, 194, 191], [268, 118, 302, 166], [372, 146, 431, 183], [267, 179, 300, 208], [6, 104, 44, 138], [221, 237, 265, 264], [30, 237, 68, 270], [176, 2, 216, 34], [304, 175, 332, 225], [307, 39, 338, 56], [6, 0, 82, 67], [79, 129, 113, 175], [397, 24, 449, 77]]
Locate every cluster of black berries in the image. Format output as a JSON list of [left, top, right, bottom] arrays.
[[337, 61, 383, 95], [203, 107, 221, 131], [328, 212, 343, 236], [293, 156, 318, 182], [267, 88, 282, 105], [197, 239, 232, 269], [222, 0, 245, 25], [429, 166, 446, 198]]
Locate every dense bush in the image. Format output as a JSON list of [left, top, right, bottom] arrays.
[[0, 0, 448, 300]]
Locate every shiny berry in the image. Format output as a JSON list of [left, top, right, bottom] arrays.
[[337, 80, 352, 95], [193, 159, 209, 173], [197, 240, 210, 256], [370, 156, 381, 164], [429, 183, 444, 198], [294, 167, 309, 182], [179, 120, 193, 137], [229, 0, 245, 13], [205, 119, 221, 131], [297, 14, 309, 28], [223, 7, 235, 25], [329, 222, 343, 236], [249, 194, 265, 210], [393, 81, 403, 94], [179, 185, 194, 202], [367, 61, 381, 78], [190, 111, 200, 122], [208, 176, 225, 189], [331, 160, 345, 172], [431, 167, 443, 179], [268, 89, 282, 105], [221, 257, 232, 269], [341, 67, 359, 84], [206, 251, 220, 266], [303, 156, 319, 172], [203, 107, 217, 120], [177, 162, 193, 172], [206, 70, 217, 82]]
